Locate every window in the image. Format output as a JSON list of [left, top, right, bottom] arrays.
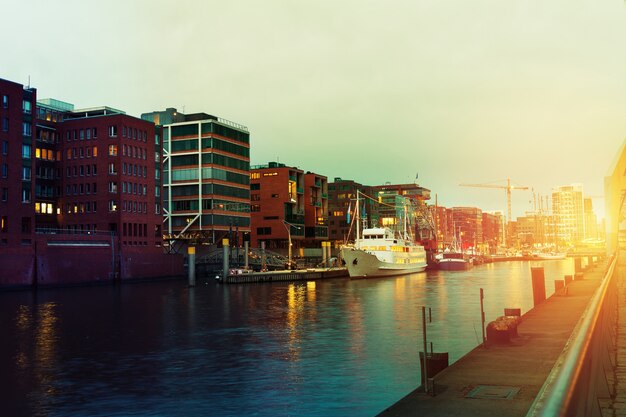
[[22, 187, 31, 203], [86, 129, 91, 140], [1, 216, 7, 232], [22, 100, 31, 114], [1, 188, 7, 201], [2, 164, 7, 178], [2, 118, 8, 132], [93, 127, 98, 138], [109, 200, 117, 212], [22, 122, 32, 136], [93, 146, 98, 157], [22, 167, 31, 180], [108, 182, 117, 193], [2, 95, 7, 108], [22, 144, 31, 159], [80, 129, 84, 140], [108, 163, 117, 174], [108, 125, 117, 137], [2, 141, 7, 155], [108, 145, 117, 156]]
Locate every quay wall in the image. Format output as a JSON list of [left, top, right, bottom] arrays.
[[0, 234, 185, 289]]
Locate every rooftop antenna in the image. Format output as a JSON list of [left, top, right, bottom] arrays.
[[27, 75, 31, 89]]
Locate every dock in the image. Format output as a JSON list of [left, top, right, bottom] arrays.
[[377, 258, 606, 417], [219, 267, 348, 284]]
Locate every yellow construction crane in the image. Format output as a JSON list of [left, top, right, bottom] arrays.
[[459, 178, 529, 223]]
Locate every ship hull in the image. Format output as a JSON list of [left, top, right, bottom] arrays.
[[341, 247, 427, 278]]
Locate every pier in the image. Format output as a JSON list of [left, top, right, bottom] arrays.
[[378, 254, 616, 417], [219, 267, 348, 284]]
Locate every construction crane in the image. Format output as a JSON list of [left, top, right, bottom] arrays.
[[459, 178, 529, 223]]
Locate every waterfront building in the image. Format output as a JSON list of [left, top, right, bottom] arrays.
[[482, 211, 503, 253], [552, 184, 585, 244], [0, 77, 183, 288], [327, 178, 375, 246], [584, 197, 599, 240], [0, 78, 37, 249], [451, 207, 483, 251], [303, 172, 329, 242], [248, 163, 329, 265], [141, 108, 250, 246]]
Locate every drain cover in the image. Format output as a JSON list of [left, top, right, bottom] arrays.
[[466, 385, 520, 400]]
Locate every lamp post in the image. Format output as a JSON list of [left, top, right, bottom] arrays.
[[283, 220, 301, 269]]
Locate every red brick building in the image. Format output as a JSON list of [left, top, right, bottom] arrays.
[[250, 162, 329, 257], [0, 77, 182, 288]]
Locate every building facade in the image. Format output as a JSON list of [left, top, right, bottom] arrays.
[[0, 77, 183, 287], [142, 108, 251, 246], [250, 162, 305, 250], [552, 184, 585, 244]]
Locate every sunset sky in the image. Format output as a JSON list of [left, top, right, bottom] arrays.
[[4, 0, 625, 219]]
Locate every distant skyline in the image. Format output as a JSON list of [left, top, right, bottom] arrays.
[[4, 0, 625, 219]]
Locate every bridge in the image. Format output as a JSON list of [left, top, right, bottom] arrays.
[[379, 139, 626, 417]]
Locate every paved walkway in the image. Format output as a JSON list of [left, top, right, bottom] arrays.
[[377, 261, 605, 417]]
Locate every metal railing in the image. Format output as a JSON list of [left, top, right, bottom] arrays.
[[526, 253, 618, 417]]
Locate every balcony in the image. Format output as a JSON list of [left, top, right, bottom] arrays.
[[285, 214, 305, 224], [321, 193, 328, 199], [297, 187, 304, 194]]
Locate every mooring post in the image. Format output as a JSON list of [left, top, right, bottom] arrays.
[[531, 267, 546, 306], [244, 240, 249, 270], [480, 288, 486, 347], [222, 238, 230, 283], [188, 246, 196, 287], [322, 241, 328, 267], [422, 306, 429, 394]]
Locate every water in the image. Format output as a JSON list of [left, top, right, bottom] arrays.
[[0, 259, 575, 417]]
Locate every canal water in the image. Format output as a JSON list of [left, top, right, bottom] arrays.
[[1, 259, 576, 417]]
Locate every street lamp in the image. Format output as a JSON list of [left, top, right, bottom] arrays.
[[283, 220, 302, 269]]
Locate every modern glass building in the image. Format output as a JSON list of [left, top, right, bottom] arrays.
[[141, 109, 250, 245]]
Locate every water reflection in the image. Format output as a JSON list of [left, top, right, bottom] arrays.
[[0, 259, 575, 417]]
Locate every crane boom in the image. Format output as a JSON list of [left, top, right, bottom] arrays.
[[459, 178, 529, 223]]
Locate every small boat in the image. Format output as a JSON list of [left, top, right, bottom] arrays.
[[436, 224, 472, 271], [436, 249, 472, 271], [533, 252, 567, 260], [340, 192, 427, 278]]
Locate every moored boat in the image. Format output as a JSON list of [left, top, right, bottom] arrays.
[[340, 191, 427, 278]]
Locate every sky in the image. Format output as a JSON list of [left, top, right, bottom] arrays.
[[4, 0, 625, 219]]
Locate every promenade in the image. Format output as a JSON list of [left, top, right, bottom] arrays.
[[378, 259, 606, 417]]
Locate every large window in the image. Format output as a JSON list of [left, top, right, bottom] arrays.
[[22, 122, 32, 136], [108, 145, 117, 156], [22, 100, 31, 114], [108, 125, 117, 137], [22, 144, 31, 159]]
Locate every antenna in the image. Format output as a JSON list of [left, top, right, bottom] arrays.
[[27, 75, 31, 89]]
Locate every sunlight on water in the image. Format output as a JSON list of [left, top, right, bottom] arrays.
[[0, 259, 574, 417]]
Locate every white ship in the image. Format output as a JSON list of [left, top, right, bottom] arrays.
[[340, 192, 427, 278]]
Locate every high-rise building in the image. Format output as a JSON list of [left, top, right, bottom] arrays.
[[141, 108, 251, 245], [552, 184, 585, 244], [583, 197, 598, 240]]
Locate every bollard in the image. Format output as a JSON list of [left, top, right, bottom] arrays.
[[554, 279, 565, 294], [322, 241, 328, 268], [188, 246, 196, 287], [222, 238, 230, 283], [244, 241, 249, 270], [564, 275, 573, 286], [531, 267, 546, 306], [574, 257, 582, 274]]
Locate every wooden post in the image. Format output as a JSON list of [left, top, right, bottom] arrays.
[[480, 288, 486, 347], [531, 267, 546, 306]]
